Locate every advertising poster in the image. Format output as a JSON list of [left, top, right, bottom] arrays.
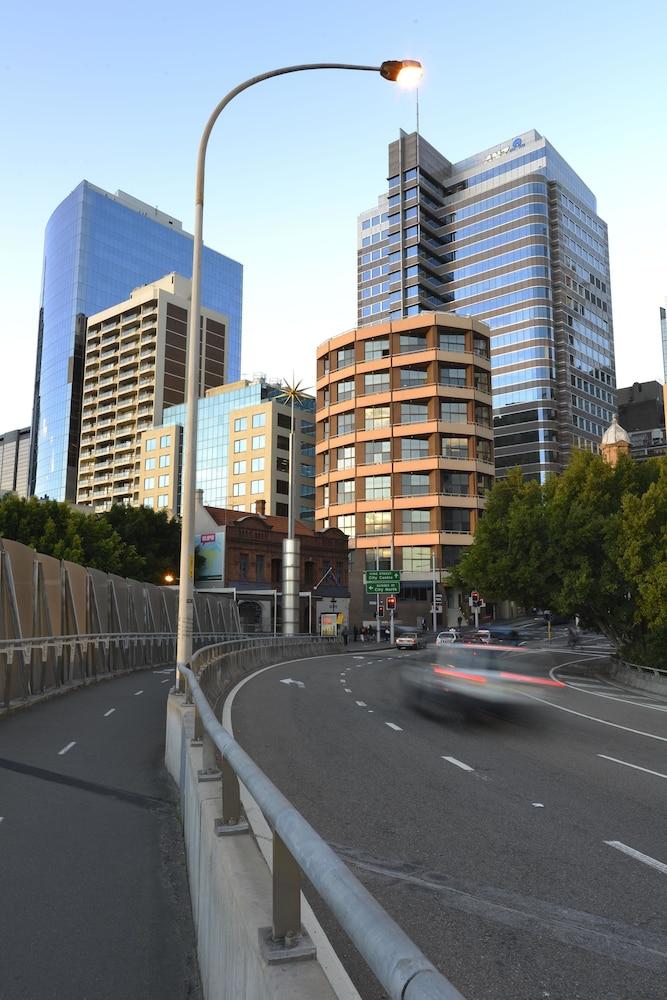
[[194, 530, 225, 581]]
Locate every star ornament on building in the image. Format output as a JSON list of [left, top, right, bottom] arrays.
[[276, 378, 310, 407]]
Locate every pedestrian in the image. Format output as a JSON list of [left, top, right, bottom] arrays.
[[342, 625, 349, 646], [457, 615, 463, 628], [353, 625, 358, 642], [567, 623, 578, 648], [360, 626, 365, 643]]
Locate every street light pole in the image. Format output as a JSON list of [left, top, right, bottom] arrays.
[[175, 60, 423, 686]]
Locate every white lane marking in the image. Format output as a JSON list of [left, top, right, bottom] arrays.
[[604, 841, 667, 876], [279, 678, 305, 688], [532, 802, 545, 808], [385, 722, 402, 731], [521, 692, 667, 743], [134, 690, 143, 696], [442, 755, 474, 772], [553, 665, 667, 712], [344, 688, 352, 693], [58, 741, 76, 756], [598, 754, 667, 781], [355, 700, 367, 707], [161, 678, 170, 684], [353, 656, 365, 660], [0, 816, 4, 823], [368, 710, 374, 713], [103, 708, 116, 717]]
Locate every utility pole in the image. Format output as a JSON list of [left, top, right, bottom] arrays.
[[390, 540, 395, 645], [375, 547, 381, 643], [431, 552, 437, 634]]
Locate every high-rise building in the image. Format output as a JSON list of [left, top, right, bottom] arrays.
[[660, 305, 667, 383], [76, 274, 228, 511], [617, 381, 667, 460], [0, 427, 31, 497], [30, 181, 243, 502], [138, 378, 316, 519], [315, 312, 494, 626], [357, 130, 616, 481]]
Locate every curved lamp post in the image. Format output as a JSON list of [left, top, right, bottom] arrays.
[[176, 60, 423, 684]]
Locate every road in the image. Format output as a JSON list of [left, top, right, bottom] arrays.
[[0, 668, 200, 1000], [230, 636, 667, 1000]]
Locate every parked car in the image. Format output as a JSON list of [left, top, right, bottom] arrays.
[[395, 631, 426, 650], [436, 629, 461, 646]]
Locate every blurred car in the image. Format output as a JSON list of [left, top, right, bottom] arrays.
[[395, 631, 426, 650], [436, 629, 461, 646], [402, 646, 564, 717], [485, 626, 529, 646], [466, 629, 491, 644]]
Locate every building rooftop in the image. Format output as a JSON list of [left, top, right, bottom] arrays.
[[601, 415, 631, 446], [204, 507, 344, 539]]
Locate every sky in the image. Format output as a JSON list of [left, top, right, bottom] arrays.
[[1, 0, 666, 433]]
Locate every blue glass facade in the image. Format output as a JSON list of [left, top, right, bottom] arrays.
[[159, 382, 315, 515], [30, 181, 243, 501]]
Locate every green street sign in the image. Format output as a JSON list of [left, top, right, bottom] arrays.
[[365, 570, 401, 582], [366, 582, 400, 595]]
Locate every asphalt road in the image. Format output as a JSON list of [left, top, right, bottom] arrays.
[[231, 637, 667, 1000], [0, 668, 200, 1000]]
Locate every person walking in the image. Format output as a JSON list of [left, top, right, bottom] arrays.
[[353, 625, 358, 642], [342, 625, 349, 646]]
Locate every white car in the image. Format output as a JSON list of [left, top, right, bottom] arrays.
[[436, 629, 461, 646], [395, 632, 426, 650]]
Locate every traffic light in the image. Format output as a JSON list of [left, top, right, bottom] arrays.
[[387, 595, 397, 611], [378, 604, 385, 618], [471, 590, 479, 607]]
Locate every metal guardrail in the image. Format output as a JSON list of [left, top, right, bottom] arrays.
[[613, 657, 667, 678], [181, 638, 465, 1000]]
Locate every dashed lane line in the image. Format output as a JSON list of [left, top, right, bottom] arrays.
[[58, 742, 76, 756], [134, 690, 143, 696], [355, 701, 367, 707], [598, 754, 667, 781], [605, 841, 667, 876], [344, 688, 352, 693], [385, 722, 403, 731], [442, 755, 474, 772], [103, 709, 116, 717]]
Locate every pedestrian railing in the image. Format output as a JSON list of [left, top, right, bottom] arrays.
[[179, 637, 465, 1000]]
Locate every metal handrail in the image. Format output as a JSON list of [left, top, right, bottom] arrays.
[[181, 646, 465, 1000]]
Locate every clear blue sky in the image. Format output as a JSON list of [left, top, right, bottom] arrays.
[[1, 0, 665, 432]]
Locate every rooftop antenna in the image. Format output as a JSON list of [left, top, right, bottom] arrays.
[[416, 86, 420, 136]]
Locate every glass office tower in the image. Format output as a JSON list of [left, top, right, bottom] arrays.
[[30, 181, 243, 501], [357, 130, 616, 480]]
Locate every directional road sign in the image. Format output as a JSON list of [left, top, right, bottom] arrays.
[[366, 581, 400, 594], [365, 570, 400, 582]]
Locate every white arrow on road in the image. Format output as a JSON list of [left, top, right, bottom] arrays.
[[279, 678, 305, 688]]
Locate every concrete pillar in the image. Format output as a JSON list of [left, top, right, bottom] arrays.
[[281, 538, 300, 635]]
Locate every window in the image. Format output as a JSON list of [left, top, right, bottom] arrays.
[[145, 458, 156, 471], [159, 434, 171, 448], [239, 553, 249, 579], [337, 446, 355, 470], [400, 367, 428, 387], [443, 509, 470, 533], [144, 477, 155, 490], [252, 412, 266, 428], [336, 347, 355, 368], [364, 337, 390, 360], [158, 474, 169, 487], [276, 479, 289, 494], [399, 333, 427, 353], [474, 370, 491, 393], [364, 511, 391, 535], [402, 509, 430, 533], [337, 379, 355, 402], [252, 435, 266, 449], [159, 455, 170, 468], [401, 546, 431, 572], [477, 473, 493, 495], [400, 402, 429, 423], [143, 497, 154, 508], [441, 401, 468, 422], [364, 406, 390, 429], [365, 548, 391, 570], [401, 437, 429, 460], [337, 412, 355, 435], [251, 457, 264, 472], [277, 413, 292, 429], [336, 479, 355, 503], [440, 366, 467, 387], [442, 436, 469, 459], [157, 495, 168, 508], [275, 503, 288, 517], [251, 480, 264, 494], [256, 555, 265, 581], [476, 438, 493, 463], [443, 545, 465, 567], [475, 404, 492, 427], [365, 475, 391, 500], [364, 372, 390, 395], [439, 332, 466, 353], [234, 439, 247, 453], [232, 483, 246, 496], [365, 439, 390, 464], [401, 472, 430, 496], [276, 456, 289, 473], [234, 417, 247, 431], [233, 460, 247, 474], [337, 514, 355, 538], [443, 471, 469, 495], [145, 438, 156, 452]]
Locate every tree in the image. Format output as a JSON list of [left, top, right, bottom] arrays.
[[101, 504, 181, 584]]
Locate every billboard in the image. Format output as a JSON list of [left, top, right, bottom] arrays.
[[195, 530, 225, 582]]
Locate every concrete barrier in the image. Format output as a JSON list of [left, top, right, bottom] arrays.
[[166, 694, 339, 1000], [608, 658, 667, 696]]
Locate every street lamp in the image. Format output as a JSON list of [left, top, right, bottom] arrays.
[[176, 60, 423, 686], [277, 377, 309, 635]]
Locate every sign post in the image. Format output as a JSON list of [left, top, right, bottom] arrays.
[[365, 566, 401, 643]]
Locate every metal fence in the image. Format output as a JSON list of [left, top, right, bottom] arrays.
[[181, 638, 465, 1000]]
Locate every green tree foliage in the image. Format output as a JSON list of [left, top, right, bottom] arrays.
[[0, 495, 181, 584], [456, 452, 667, 666]]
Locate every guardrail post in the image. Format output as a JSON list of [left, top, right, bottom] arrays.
[[259, 831, 315, 964], [214, 756, 249, 836], [197, 731, 220, 782]]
